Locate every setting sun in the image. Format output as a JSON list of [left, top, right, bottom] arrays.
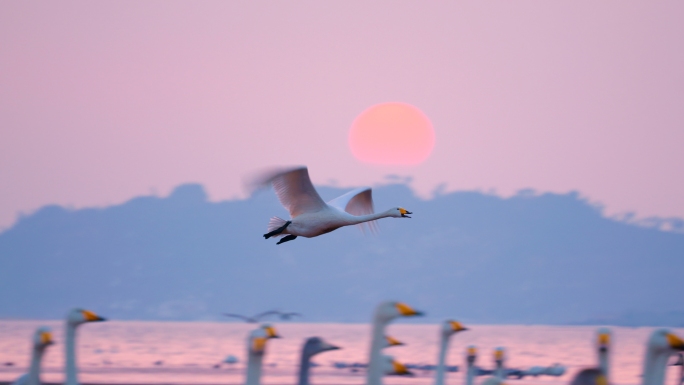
[[348, 102, 435, 165]]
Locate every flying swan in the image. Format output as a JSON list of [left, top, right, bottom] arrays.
[[250, 166, 413, 244]]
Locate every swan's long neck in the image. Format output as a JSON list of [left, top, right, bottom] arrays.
[[298, 350, 312, 385], [465, 357, 476, 385], [245, 350, 263, 385], [598, 348, 609, 378], [366, 317, 388, 385], [26, 346, 45, 385], [494, 360, 504, 379], [642, 347, 671, 385], [434, 334, 450, 385], [347, 210, 394, 225], [65, 324, 79, 385]]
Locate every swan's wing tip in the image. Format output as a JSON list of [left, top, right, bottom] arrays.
[[243, 165, 308, 195]]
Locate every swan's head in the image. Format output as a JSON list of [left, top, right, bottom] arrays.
[[647, 329, 684, 354], [442, 319, 468, 337], [382, 355, 413, 376], [249, 325, 281, 355], [33, 327, 54, 350], [494, 347, 506, 362], [389, 207, 412, 218], [466, 345, 477, 363], [67, 308, 107, 326], [374, 301, 424, 323], [384, 335, 404, 348], [303, 337, 340, 358], [596, 327, 611, 353]]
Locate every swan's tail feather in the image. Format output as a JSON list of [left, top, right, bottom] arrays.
[[267, 216, 288, 238]]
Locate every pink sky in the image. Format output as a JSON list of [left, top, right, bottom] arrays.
[[1, 1, 683, 228]]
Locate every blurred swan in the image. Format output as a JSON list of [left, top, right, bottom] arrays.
[[641, 329, 684, 385], [298, 337, 340, 385], [493, 347, 506, 379], [65, 308, 106, 385], [366, 301, 423, 385], [670, 353, 684, 385], [11, 327, 54, 385], [570, 328, 611, 385], [465, 346, 477, 385], [245, 324, 280, 385], [381, 355, 413, 376], [223, 310, 300, 323], [435, 320, 468, 385], [250, 166, 412, 244]]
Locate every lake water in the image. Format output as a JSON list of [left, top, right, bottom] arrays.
[[1, 321, 682, 385]]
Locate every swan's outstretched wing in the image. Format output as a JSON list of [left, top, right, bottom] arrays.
[[222, 313, 254, 323], [252, 310, 281, 321], [248, 166, 327, 218], [328, 187, 378, 234]]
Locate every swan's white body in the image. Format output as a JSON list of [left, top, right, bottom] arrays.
[[641, 329, 684, 385], [434, 320, 468, 385], [253, 167, 411, 243], [64, 308, 106, 385], [245, 324, 280, 385], [11, 327, 53, 385], [365, 301, 423, 385], [464, 346, 477, 385]]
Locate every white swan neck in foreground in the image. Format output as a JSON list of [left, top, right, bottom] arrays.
[[297, 337, 340, 385], [434, 320, 468, 385], [245, 324, 280, 385], [366, 301, 423, 385], [64, 308, 106, 385], [641, 329, 684, 385]]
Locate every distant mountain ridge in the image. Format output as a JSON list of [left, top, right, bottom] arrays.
[[1, 183, 683, 326]]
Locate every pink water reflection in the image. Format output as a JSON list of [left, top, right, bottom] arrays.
[[1, 321, 681, 385]]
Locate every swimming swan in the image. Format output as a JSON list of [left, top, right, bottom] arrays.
[[569, 328, 611, 385], [251, 166, 413, 244], [245, 324, 280, 385], [366, 301, 423, 385], [641, 329, 684, 385], [65, 308, 106, 385], [434, 320, 468, 385], [11, 327, 54, 385], [298, 337, 340, 385], [465, 346, 477, 385]]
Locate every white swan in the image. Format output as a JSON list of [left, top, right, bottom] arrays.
[[11, 327, 54, 385], [64, 308, 106, 385], [298, 337, 340, 385], [251, 167, 412, 244], [493, 347, 506, 379], [245, 324, 280, 385], [641, 329, 684, 385], [465, 346, 477, 385], [381, 355, 413, 376], [366, 301, 423, 385], [434, 320, 468, 385], [569, 328, 611, 385]]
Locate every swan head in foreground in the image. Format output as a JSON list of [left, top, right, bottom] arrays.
[[66, 308, 106, 326], [647, 329, 684, 355], [33, 327, 54, 350], [374, 301, 424, 324], [441, 320, 468, 338], [389, 207, 412, 218], [250, 324, 281, 354]]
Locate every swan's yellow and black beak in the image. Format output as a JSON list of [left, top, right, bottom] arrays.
[[82, 310, 106, 322], [395, 302, 424, 317], [494, 348, 505, 360], [467, 346, 477, 357], [450, 321, 468, 332], [391, 360, 413, 376], [399, 208, 412, 218], [385, 335, 404, 346], [668, 333, 684, 350], [265, 325, 281, 338], [41, 331, 54, 346], [252, 337, 267, 353]]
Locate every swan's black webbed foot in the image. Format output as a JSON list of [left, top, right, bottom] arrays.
[[264, 221, 292, 239], [276, 235, 297, 245]]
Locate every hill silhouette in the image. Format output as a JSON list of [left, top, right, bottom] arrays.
[[1, 183, 682, 325]]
